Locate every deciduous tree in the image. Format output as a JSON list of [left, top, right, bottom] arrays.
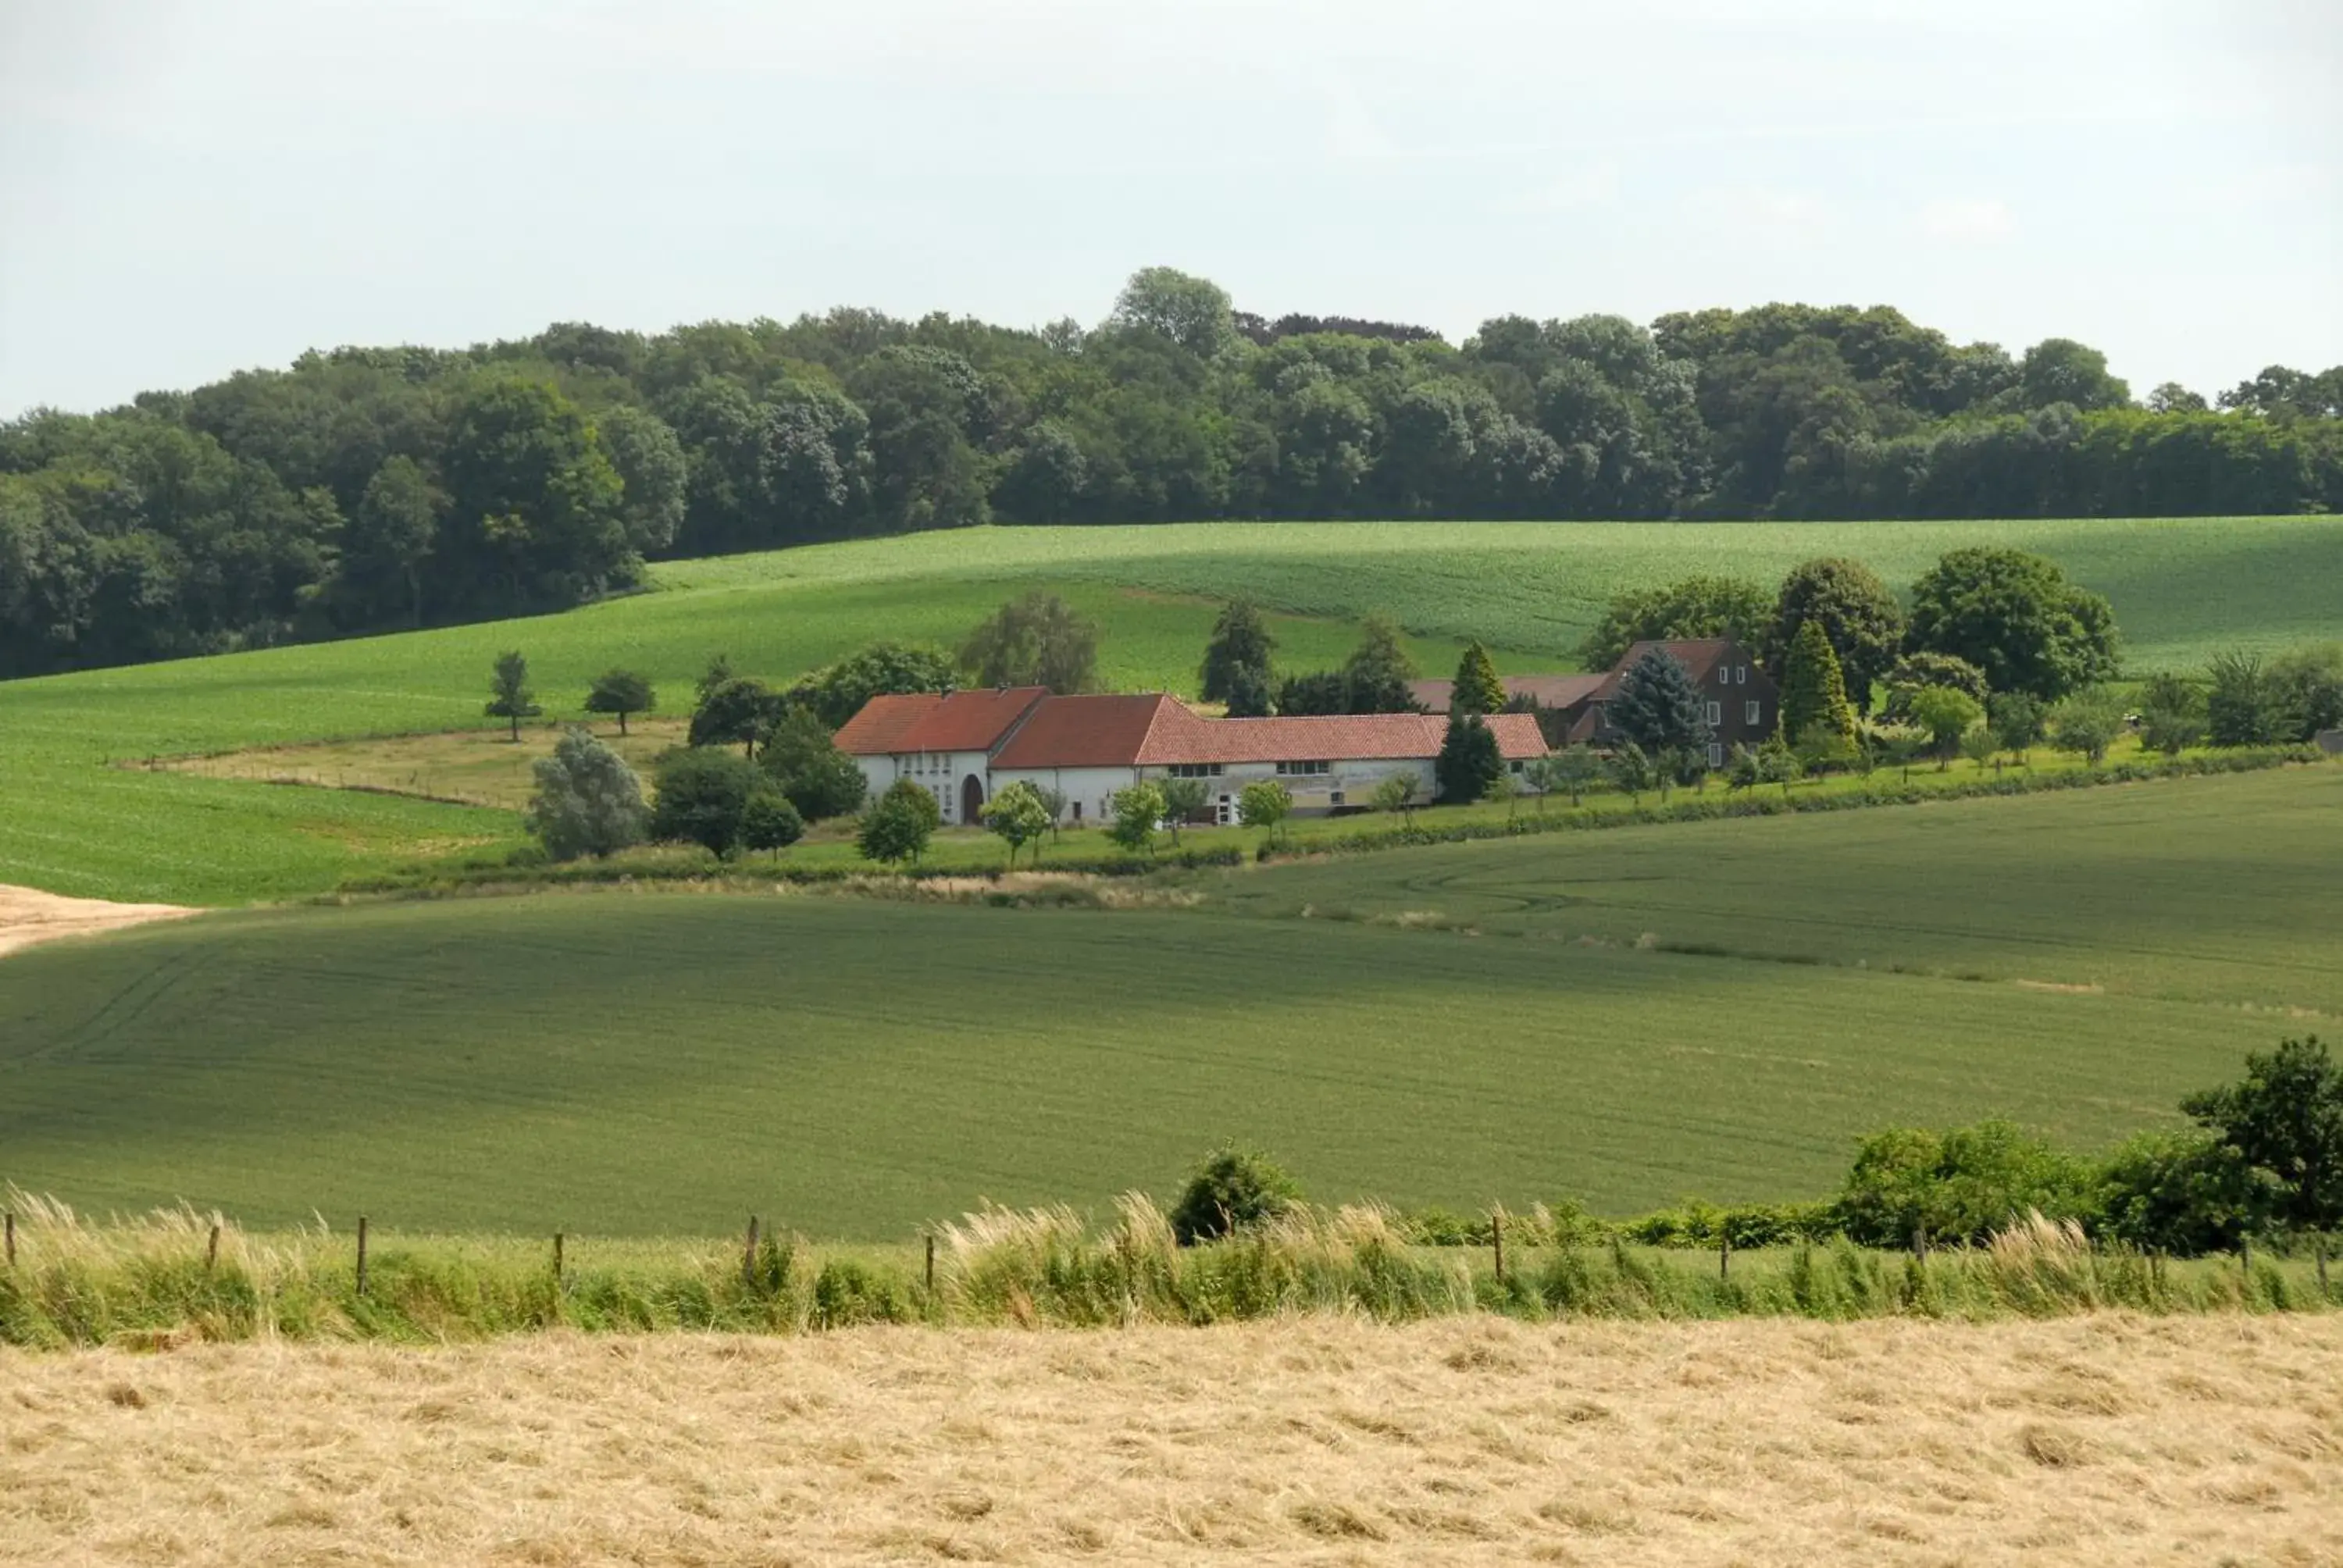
[[857, 777, 942, 865], [1108, 782, 1166, 853], [1200, 600, 1276, 707], [980, 779, 1053, 868], [584, 668, 654, 736], [650, 747, 765, 857], [959, 592, 1099, 694], [1906, 547, 2119, 701], [1764, 557, 1903, 699], [1238, 779, 1292, 848], [485, 650, 541, 741], [525, 727, 648, 861]]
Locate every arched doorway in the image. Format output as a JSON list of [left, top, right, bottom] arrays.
[[961, 774, 986, 824]]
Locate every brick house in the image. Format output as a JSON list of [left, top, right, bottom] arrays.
[[1566, 637, 1778, 768]]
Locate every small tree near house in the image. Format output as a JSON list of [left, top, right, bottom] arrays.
[[584, 668, 654, 736], [485, 650, 541, 741], [1238, 779, 1292, 850], [1907, 686, 1985, 768], [1155, 776, 1210, 846], [1371, 772, 1419, 825], [1108, 782, 1166, 855], [740, 789, 805, 861], [981, 779, 1053, 869], [858, 777, 942, 866]]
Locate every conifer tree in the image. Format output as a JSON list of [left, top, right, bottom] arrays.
[[1451, 640, 1506, 716], [1778, 618, 1857, 743], [1607, 647, 1711, 757]]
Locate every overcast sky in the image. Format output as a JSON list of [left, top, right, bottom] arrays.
[[2, 0, 2338, 416]]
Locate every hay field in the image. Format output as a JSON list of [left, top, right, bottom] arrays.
[[6, 1314, 2339, 1566]]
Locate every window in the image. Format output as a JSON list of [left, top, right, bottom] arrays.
[[1736, 665, 1747, 684], [1510, 759, 1524, 774], [1167, 762, 1223, 779], [1746, 700, 1762, 726], [1705, 700, 1721, 725], [1329, 790, 1345, 807], [1707, 743, 1724, 768], [1071, 800, 1082, 821], [1275, 760, 1330, 776]]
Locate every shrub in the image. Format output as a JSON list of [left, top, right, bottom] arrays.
[[1835, 1120, 2096, 1247], [525, 727, 648, 861], [583, 668, 654, 736], [1169, 1149, 1301, 1245], [1882, 651, 1989, 722], [811, 1258, 912, 1327], [2049, 686, 2127, 765], [2206, 651, 2297, 747], [650, 747, 765, 857], [857, 777, 942, 865], [759, 709, 868, 821], [2135, 672, 2205, 756], [1107, 782, 1165, 853], [739, 789, 804, 860], [2093, 1131, 2254, 1256], [2268, 643, 2343, 739]]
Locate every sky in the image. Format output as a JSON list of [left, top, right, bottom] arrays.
[[2, 0, 2338, 416]]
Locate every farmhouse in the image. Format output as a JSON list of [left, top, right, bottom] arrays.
[[1567, 637, 1777, 767], [836, 689, 1549, 825]]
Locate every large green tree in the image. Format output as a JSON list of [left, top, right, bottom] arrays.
[[1199, 599, 1276, 707], [1578, 576, 1771, 672], [1905, 547, 2119, 701], [525, 727, 649, 861], [1763, 556, 1903, 699], [959, 592, 1099, 694], [1451, 640, 1507, 716]]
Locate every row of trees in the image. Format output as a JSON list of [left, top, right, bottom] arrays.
[[7, 266, 2338, 679]]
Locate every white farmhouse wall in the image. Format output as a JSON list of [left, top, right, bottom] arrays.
[[1136, 757, 1439, 819], [856, 749, 997, 824], [990, 764, 1143, 825]]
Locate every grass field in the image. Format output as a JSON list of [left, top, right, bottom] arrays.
[[9, 1316, 2339, 1566], [4, 765, 2334, 1235], [3, 516, 2339, 904]]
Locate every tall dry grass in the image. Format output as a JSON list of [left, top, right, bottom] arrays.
[[2, 1188, 2332, 1351], [5, 1314, 2340, 1566]]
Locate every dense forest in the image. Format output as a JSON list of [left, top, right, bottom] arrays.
[[3, 266, 2339, 679]]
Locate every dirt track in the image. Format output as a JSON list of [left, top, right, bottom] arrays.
[[0, 884, 198, 959], [4, 1314, 2339, 1566]]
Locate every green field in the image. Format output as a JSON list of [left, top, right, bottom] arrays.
[[5, 765, 2333, 1236], [3, 516, 2339, 905]]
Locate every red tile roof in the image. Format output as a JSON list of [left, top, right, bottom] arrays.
[[990, 694, 1190, 769], [831, 693, 943, 755], [1410, 674, 1607, 714], [834, 686, 1047, 755], [840, 690, 1550, 768], [1133, 707, 1547, 766]]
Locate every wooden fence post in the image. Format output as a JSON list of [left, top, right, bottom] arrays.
[[1491, 1211, 1506, 1283], [1719, 1233, 1731, 1281], [743, 1217, 760, 1288], [553, 1231, 565, 1285], [355, 1216, 370, 1297], [205, 1224, 221, 1272], [2241, 1234, 2252, 1278], [4, 1210, 13, 1267], [1913, 1226, 1928, 1264], [924, 1234, 936, 1294]]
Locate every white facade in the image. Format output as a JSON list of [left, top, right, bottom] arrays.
[[992, 756, 1448, 825], [853, 748, 997, 825]]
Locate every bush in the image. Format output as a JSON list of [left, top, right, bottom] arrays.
[[2093, 1131, 2253, 1255], [1835, 1120, 2096, 1247], [857, 777, 942, 865], [1169, 1149, 1300, 1245], [811, 1258, 913, 1327], [1882, 651, 1989, 722], [649, 747, 765, 857], [760, 709, 868, 821]]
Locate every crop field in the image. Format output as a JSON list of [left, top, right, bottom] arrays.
[[2, 515, 2338, 904], [4, 765, 2334, 1235], [9, 1316, 2341, 1566]]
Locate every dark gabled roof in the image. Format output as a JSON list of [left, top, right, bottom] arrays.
[[1589, 640, 1739, 703]]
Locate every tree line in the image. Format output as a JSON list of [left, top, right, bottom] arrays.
[[4, 266, 2339, 679]]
